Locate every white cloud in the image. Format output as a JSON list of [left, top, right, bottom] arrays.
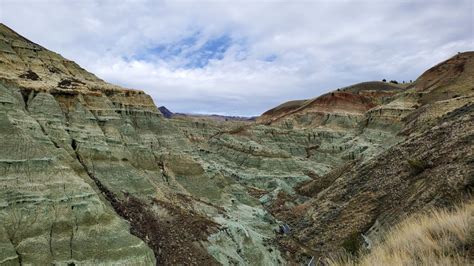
[[0, 0, 472, 115]]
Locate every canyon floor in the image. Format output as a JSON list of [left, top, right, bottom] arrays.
[[0, 23, 472, 265]]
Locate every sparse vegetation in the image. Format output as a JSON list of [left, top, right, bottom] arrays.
[[328, 202, 473, 266], [407, 158, 431, 175], [341, 233, 363, 255], [19, 70, 40, 80]]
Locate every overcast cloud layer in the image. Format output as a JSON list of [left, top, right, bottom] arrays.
[[1, 0, 472, 116]]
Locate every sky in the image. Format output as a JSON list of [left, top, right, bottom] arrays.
[[0, 0, 473, 116]]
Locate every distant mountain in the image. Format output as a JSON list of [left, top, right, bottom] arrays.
[[173, 113, 256, 122], [158, 106, 173, 118], [158, 105, 256, 121]]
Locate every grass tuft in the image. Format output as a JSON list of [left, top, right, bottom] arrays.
[[328, 202, 473, 266]]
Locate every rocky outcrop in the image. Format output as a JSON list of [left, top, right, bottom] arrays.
[[0, 23, 164, 265], [0, 81, 156, 265]]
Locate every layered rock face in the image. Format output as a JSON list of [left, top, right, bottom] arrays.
[[282, 101, 473, 262], [257, 81, 402, 129], [261, 52, 473, 263], [0, 22, 472, 265], [0, 82, 156, 265], [0, 24, 160, 265]]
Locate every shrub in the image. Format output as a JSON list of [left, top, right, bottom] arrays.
[[341, 232, 363, 255], [407, 159, 431, 175]]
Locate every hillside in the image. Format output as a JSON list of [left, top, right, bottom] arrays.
[[0, 23, 472, 265], [408, 51, 474, 105], [257, 81, 403, 127], [279, 100, 473, 262], [258, 52, 474, 264]]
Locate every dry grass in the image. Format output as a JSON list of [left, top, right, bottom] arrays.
[[328, 202, 473, 266]]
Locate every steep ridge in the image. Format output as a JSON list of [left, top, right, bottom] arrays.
[[281, 102, 473, 263], [409, 51, 474, 104], [266, 52, 474, 263], [0, 22, 472, 265], [257, 81, 402, 129], [0, 24, 159, 264]]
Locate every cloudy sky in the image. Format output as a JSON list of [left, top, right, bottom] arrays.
[[1, 0, 472, 116]]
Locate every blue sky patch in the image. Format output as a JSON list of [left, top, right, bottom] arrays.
[[185, 34, 231, 68], [132, 33, 232, 69]]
